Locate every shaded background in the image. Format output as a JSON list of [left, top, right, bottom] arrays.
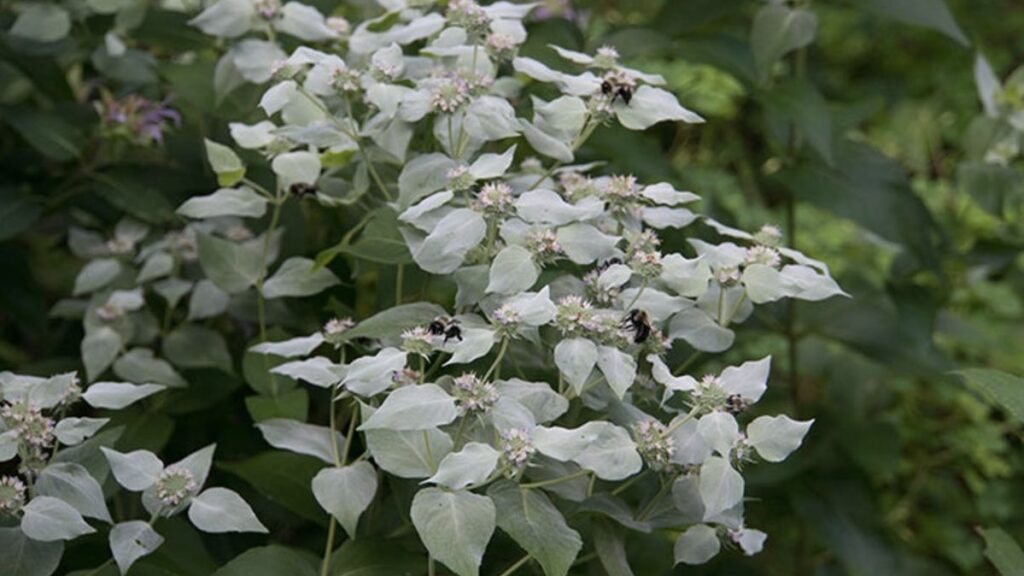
[[2, 0, 1024, 574]]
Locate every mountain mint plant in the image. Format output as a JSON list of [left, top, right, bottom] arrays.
[[33, 0, 848, 575]]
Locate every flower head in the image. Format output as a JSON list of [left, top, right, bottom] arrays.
[[744, 245, 781, 269], [155, 468, 198, 508], [526, 229, 563, 263], [401, 326, 434, 357], [633, 420, 675, 471], [451, 373, 499, 414], [498, 428, 535, 476], [475, 182, 514, 214], [0, 476, 26, 515], [323, 317, 355, 337], [753, 224, 783, 247], [431, 77, 471, 114]]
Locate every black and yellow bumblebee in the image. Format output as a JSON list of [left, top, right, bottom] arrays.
[[289, 182, 318, 197], [601, 80, 633, 105], [622, 309, 652, 344], [428, 316, 463, 343]]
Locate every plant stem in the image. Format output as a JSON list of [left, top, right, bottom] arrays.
[[611, 469, 650, 496], [428, 556, 436, 576], [395, 263, 404, 305], [520, 469, 590, 489], [526, 116, 598, 190], [482, 337, 509, 381], [320, 519, 337, 576], [498, 554, 531, 576], [256, 199, 285, 344], [661, 405, 700, 438]]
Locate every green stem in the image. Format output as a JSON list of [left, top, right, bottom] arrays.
[[482, 338, 509, 382], [320, 518, 337, 576], [498, 554, 531, 576], [622, 279, 648, 313], [661, 405, 700, 438], [256, 199, 285, 344], [423, 430, 436, 473], [526, 116, 598, 190], [342, 399, 358, 465], [395, 263, 405, 305], [452, 416, 469, 448], [428, 556, 436, 576], [636, 477, 674, 521], [520, 469, 590, 489], [611, 469, 650, 496]]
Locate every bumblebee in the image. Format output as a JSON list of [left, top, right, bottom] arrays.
[[622, 309, 652, 344], [289, 183, 318, 197], [600, 80, 633, 105], [725, 394, 748, 415], [428, 316, 463, 343], [596, 257, 623, 273]]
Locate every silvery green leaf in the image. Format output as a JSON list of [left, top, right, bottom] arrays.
[[597, 264, 631, 291], [81, 328, 122, 382], [152, 278, 193, 309], [188, 487, 268, 533], [230, 39, 287, 83], [750, 4, 817, 82], [312, 462, 378, 538], [669, 417, 712, 466], [698, 456, 743, 520], [556, 224, 619, 265], [137, 252, 173, 283], [204, 139, 245, 187], [187, 279, 230, 320], [256, 418, 344, 464], [196, 233, 262, 294], [25, 372, 78, 410], [250, 333, 324, 357], [549, 45, 593, 65], [576, 493, 651, 534], [495, 379, 568, 424], [746, 415, 813, 462], [113, 348, 187, 389], [74, 258, 122, 295], [488, 481, 582, 576], [53, 418, 109, 447], [105, 289, 143, 312], [110, 521, 164, 575], [614, 86, 704, 130], [502, 286, 556, 326], [659, 254, 710, 298], [673, 524, 720, 565], [410, 209, 487, 275], [515, 190, 603, 225], [720, 356, 770, 403], [0, 527, 63, 576], [512, 57, 601, 96], [360, 384, 457, 431], [519, 119, 573, 162], [10, 3, 71, 42], [557, 336, 598, 393], [101, 448, 163, 491], [533, 422, 641, 480], [976, 53, 1001, 118], [369, 115, 414, 162], [260, 80, 297, 116], [486, 246, 538, 295], [364, 426, 453, 479], [641, 207, 697, 229], [262, 257, 340, 299], [230, 121, 277, 149], [482, 1, 537, 19], [342, 347, 406, 396], [272, 151, 321, 188], [696, 412, 739, 457], [468, 146, 516, 180], [464, 96, 520, 142], [642, 183, 700, 206], [617, 288, 687, 323], [647, 354, 697, 400], [596, 346, 636, 398], [177, 187, 267, 219], [426, 443, 499, 490], [489, 396, 536, 431], [274, 2, 337, 41], [397, 153, 457, 209], [774, 265, 846, 302], [272, 356, 344, 388], [410, 488, 495, 576], [189, 0, 254, 38], [275, 120, 355, 149], [668, 308, 734, 353], [0, 430, 19, 461], [533, 96, 587, 141], [443, 328, 495, 366], [370, 43, 405, 80], [163, 325, 233, 373], [670, 475, 705, 524], [21, 497, 95, 542], [34, 463, 111, 523], [82, 382, 165, 410]]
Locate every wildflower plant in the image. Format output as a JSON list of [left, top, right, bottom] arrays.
[[156, 0, 851, 574]]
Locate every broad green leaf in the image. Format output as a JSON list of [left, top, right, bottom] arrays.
[[177, 187, 267, 219], [554, 338, 597, 394], [596, 346, 636, 398], [556, 224, 619, 265], [959, 369, 1024, 423], [256, 418, 343, 464], [10, 4, 71, 42], [189, 0, 255, 38], [410, 209, 487, 275], [34, 463, 111, 522], [488, 481, 582, 576], [981, 527, 1024, 576], [594, 521, 635, 576], [533, 422, 641, 481], [188, 279, 231, 320], [196, 233, 262, 294], [109, 521, 164, 575], [750, 4, 817, 82], [341, 348, 407, 397], [311, 462, 378, 538], [364, 426, 453, 479], [211, 545, 319, 576], [272, 151, 321, 188], [220, 452, 326, 524], [674, 524, 720, 565], [21, 497, 95, 542], [426, 443, 500, 491], [101, 448, 163, 491], [763, 79, 833, 165], [696, 412, 740, 457], [329, 539, 423, 576], [188, 488, 268, 533], [262, 257, 340, 299], [250, 334, 325, 358], [359, 384, 457, 431], [204, 140, 245, 187], [343, 303, 447, 342], [410, 488, 495, 576], [494, 379, 568, 424], [163, 325, 233, 373], [0, 527, 64, 576], [53, 418, 109, 447], [272, 357, 344, 388], [486, 246, 538, 295], [746, 415, 813, 462], [698, 456, 743, 520], [613, 86, 703, 129], [74, 259, 122, 296], [82, 382, 165, 410], [113, 348, 188, 389], [275, 2, 337, 41]]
